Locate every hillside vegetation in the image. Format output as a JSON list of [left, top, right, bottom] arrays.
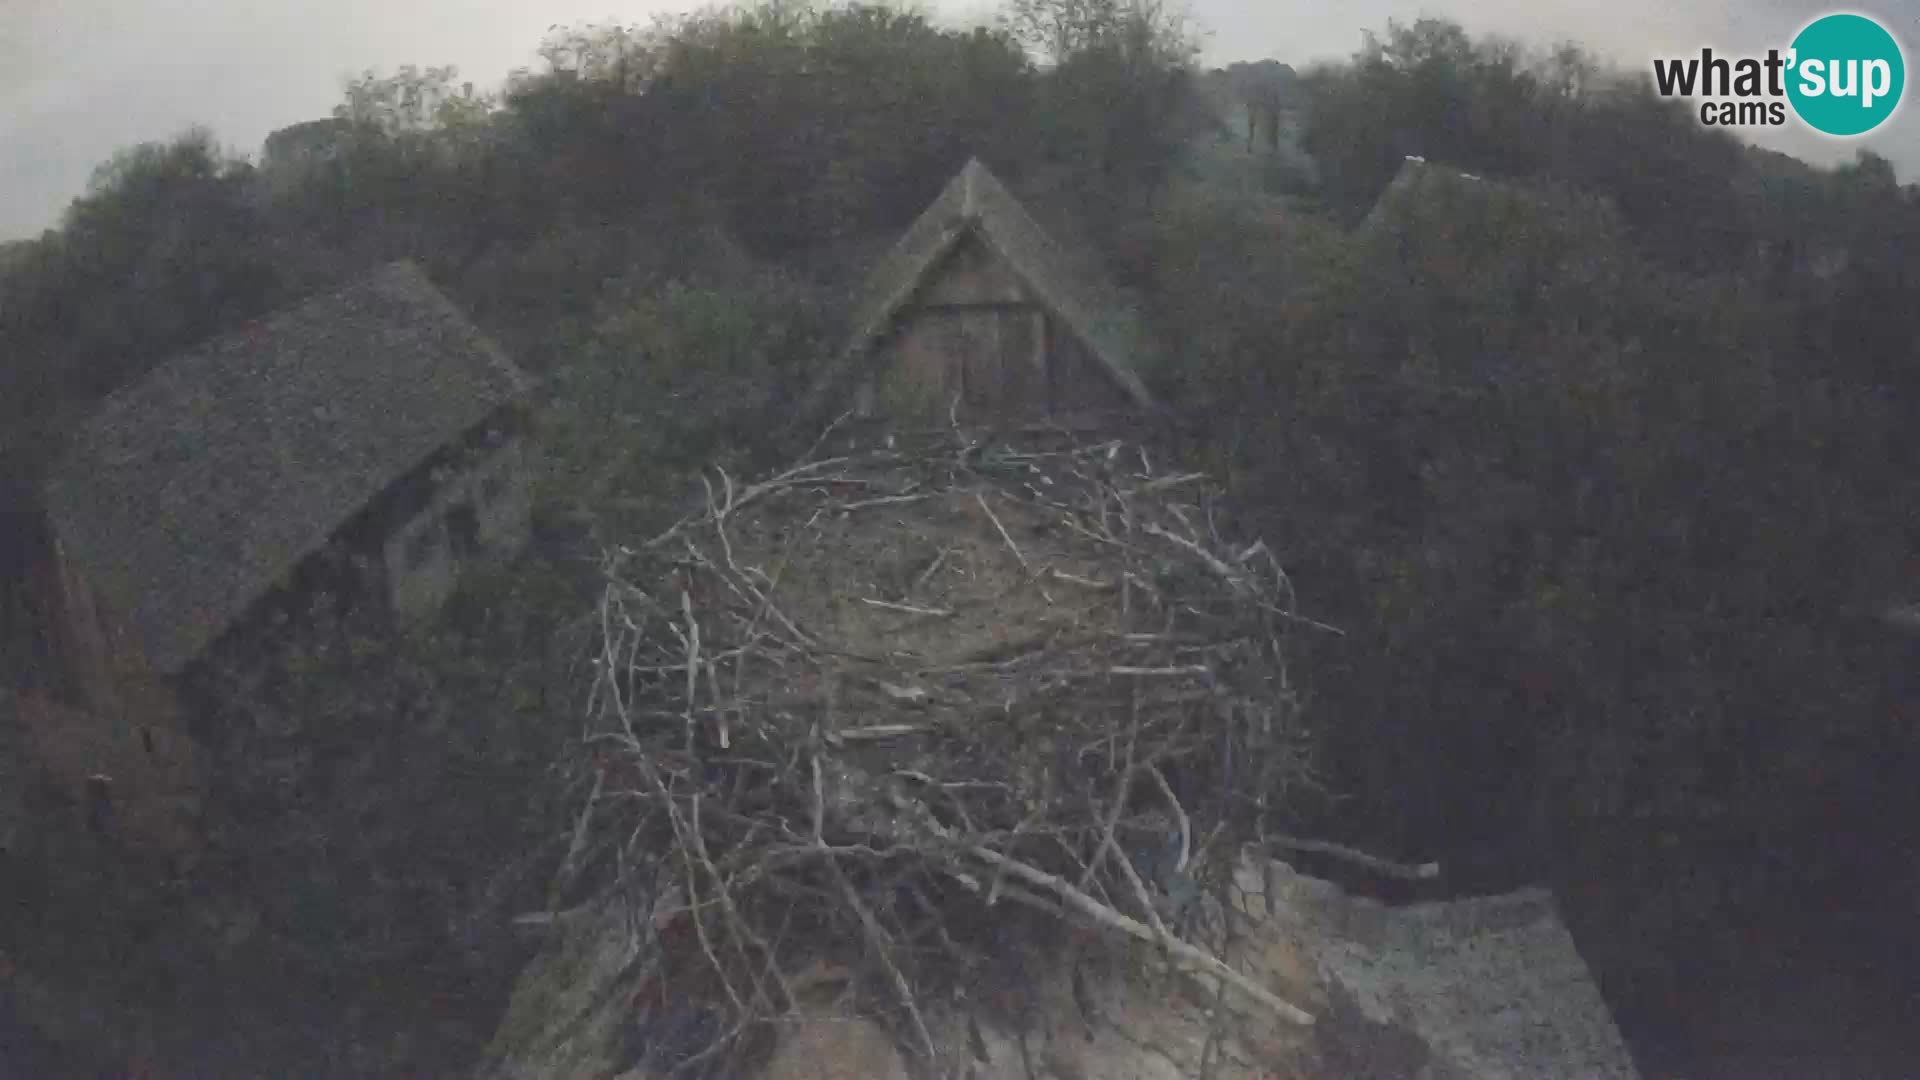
[[3, 4, 1919, 1076]]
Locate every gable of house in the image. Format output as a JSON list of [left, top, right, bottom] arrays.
[[42, 260, 531, 677], [814, 158, 1157, 425]]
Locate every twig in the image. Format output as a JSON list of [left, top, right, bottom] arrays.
[[810, 746, 936, 1060], [839, 493, 930, 511], [1141, 522, 1246, 592], [860, 598, 954, 617], [1258, 602, 1348, 637], [550, 765, 606, 909], [824, 725, 927, 745], [689, 792, 789, 1016], [1048, 569, 1114, 590], [800, 410, 854, 466], [965, 846, 1314, 1027], [911, 547, 953, 593], [643, 455, 862, 549], [508, 903, 599, 930], [675, 795, 747, 1018], [1137, 473, 1206, 492], [828, 857, 937, 1060], [681, 588, 700, 753], [1079, 690, 1140, 896], [1267, 835, 1440, 881], [1145, 765, 1190, 876], [809, 748, 826, 847], [974, 491, 1030, 574], [1108, 817, 1173, 942]]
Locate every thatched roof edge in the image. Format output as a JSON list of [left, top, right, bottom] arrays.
[[814, 158, 1158, 418]]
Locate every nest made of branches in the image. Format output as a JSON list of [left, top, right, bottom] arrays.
[[559, 423, 1328, 1076]]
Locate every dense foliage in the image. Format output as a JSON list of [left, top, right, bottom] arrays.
[[1167, 20, 1920, 1051], [3, 3, 1918, 1076]]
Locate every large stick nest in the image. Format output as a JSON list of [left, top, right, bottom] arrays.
[[564, 424, 1324, 1076]]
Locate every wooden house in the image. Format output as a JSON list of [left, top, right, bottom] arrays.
[[9, 261, 533, 859], [812, 158, 1158, 427]]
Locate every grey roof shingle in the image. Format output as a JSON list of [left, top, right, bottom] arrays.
[[819, 158, 1157, 413], [1264, 861, 1640, 1079], [44, 260, 530, 674]]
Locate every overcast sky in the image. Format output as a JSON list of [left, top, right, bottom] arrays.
[[3, 0, 1917, 240]]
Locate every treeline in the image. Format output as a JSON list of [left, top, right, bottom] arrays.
[[0, 0, 1202, 455], [1163, 19, 1920, 1053]]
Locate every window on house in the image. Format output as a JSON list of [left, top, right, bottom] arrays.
[[406, 522, 442, 569], [446, 503, 480, 559], [481, 463, 512, 504]]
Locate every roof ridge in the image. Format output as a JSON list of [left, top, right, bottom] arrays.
[[960, 157, 987, 218], [809, 158, 1157, 421]]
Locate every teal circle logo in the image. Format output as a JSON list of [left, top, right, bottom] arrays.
[[1786, 13, 1905, 136]]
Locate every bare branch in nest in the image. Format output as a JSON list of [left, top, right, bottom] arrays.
[[1268, 835, 1441, 882], [1048, 568, 1114, 590], [860, 598, 953, 617], [1142, 522, 1248, 593], [551, 764, 605, 908], [973, 491, 1029, 574], [643, 455, 865, 550], [829, 857, 938, 1061], [681, 588, 702, 750], [804, 409, 857, 461], [1146, 765, 1191, 876], [839, 493, 931, 512], [1137, 472, 1207, 493], [911, 547, 953, 593], [963, 846, 1315, 1028]]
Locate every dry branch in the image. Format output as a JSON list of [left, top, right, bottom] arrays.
[[1267, 834, 1441, 882], [1147, 764, 1191, 876], [964, 845, 1315, 1027], [974, 491, 1030, 574], [860, 598, 953, 617]]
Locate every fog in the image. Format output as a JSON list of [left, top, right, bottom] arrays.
[[3, 0, 1916, 239]]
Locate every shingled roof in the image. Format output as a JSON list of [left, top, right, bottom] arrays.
[[818, 158, 1157, 414], [1261, 860, 1640, 1079], [43, 261, 530, 674], [1361, 155, 1497, 230]]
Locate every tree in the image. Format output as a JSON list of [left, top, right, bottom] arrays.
[[334, 65, 489, 135], [1007, 0, 1202, 222], [1, 129, 276, 410], [261, 118, 356, 174]]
